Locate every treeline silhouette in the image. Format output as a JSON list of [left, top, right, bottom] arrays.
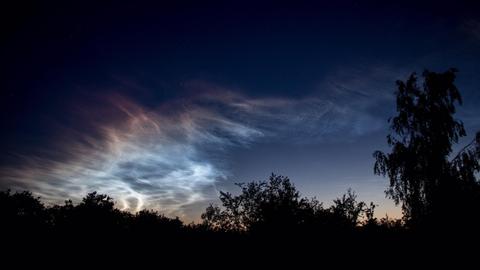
[[1, 178, 409, 259], [0, 177, 403, 238], [2, 69, 480, 256]]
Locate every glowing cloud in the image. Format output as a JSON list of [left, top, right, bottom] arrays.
[[0, 82, 387, 218]]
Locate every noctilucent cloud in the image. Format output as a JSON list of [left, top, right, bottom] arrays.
[[1, 2, 480, 221]]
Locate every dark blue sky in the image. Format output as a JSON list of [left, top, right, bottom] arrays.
[[1, 1, 480, 220]]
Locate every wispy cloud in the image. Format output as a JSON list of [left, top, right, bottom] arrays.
[[0, 78, 394, 218], [0, 94, 263, 218]]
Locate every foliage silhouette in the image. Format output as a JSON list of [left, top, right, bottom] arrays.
[[0, 190, 47, 233], [201, 174, 376, 238], [330, 188, 369, 227], [373, 68, 480, 229], [202, 174, 321, 233], [0, 180, 388, 242]]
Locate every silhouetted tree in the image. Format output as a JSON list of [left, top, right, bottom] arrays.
[[330, 188, 367, 227], [373, 68, 480, 228], [0, 190, 48, 232], [132, 209, 183, 234], [378, 215, 404, 230], [48, 199, 75, 230], [202, 174, 324, 233], [68, 191, 127, 233], [201, 174, 375, 236], [79, 192, 115, 210], [363, 202, 378, 227]]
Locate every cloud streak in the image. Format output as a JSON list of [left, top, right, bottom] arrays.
[[0, 80, 390, 218]]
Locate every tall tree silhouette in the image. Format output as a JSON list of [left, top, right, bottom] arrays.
[[373, 69, 480, 228]]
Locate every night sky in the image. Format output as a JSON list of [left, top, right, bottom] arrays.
[[2, 1, 480, 221]]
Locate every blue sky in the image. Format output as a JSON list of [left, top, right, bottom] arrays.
[[1, 1, 480, 221]]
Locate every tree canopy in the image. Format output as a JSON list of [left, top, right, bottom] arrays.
[[201, 174, 375, 235], [374, 69, 480, 228]]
